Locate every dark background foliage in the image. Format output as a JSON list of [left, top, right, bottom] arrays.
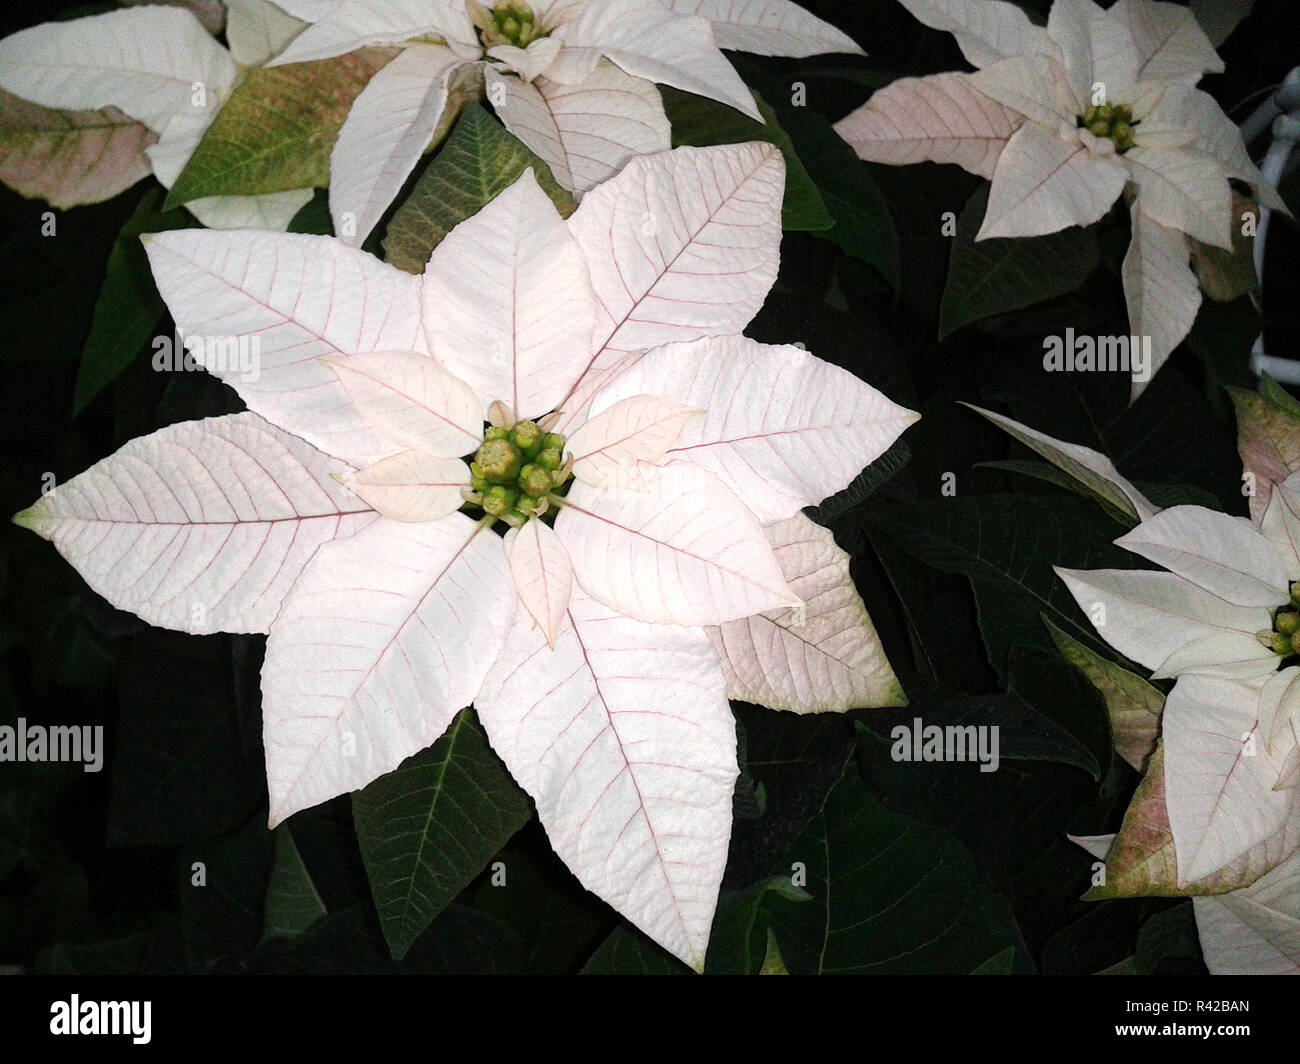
[[0, 0, 1296, 974]]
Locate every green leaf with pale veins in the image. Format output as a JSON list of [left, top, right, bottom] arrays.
[[768, 763, 1032, 973], [73, 187, 193, 414], [864, 495, 1135, 679], [165, 48, 393, 208], [352, 708, 531, 959], [382, 103, 575, 274], [940, 184, 1101, 339], [261, 825, 327, 943], [661, 85, 831, 233]]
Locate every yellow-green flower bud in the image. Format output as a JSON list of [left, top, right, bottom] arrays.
[[475, 438, 523, 482], [519, 463, 552, 498], [511, 419, 542, 455], [1277, 610, 1300, 637], [536, 446, 563, 471], [482, 485, 519, 517]]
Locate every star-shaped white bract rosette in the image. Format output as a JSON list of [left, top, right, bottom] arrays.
[[14, 143, 916, 969], [263, 0, 863, 244], [0, 2, 313, 227], [834, 0, 1284, 395], [1059, 473, 1300, 890]]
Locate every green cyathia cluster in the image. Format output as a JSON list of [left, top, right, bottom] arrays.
[[1080, 102, 1136, 152], [1258, 583, 1300, 656], [471, 1, 545, 49], [465, 416, 571, 528]]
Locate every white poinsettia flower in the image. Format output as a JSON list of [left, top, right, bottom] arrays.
[[13, 144, 916, 970], [0, 2, 312, 228], [1057, 471, 1300, 684], [262, 0, 862, 243], [834, 0, 1284, 394], [1059, 474, 1300, 887]]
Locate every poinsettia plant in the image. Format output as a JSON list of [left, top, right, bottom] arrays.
[[3, 0, 1299, 982], [835, 0, 1283, 394], [969, 399, 1300, 974], [14, 142, 916, 967]]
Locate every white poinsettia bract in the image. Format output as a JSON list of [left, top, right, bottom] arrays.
[[835, 0, 1284, 394], [264, 0, 863, 244], [1059, 471, 1300, 972], [14, 143, 915, 969], [0, 1, 313, 227]]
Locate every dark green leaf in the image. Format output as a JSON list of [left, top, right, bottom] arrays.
[[867, 675, 1101, 779], [352, 708, 531, 959], [36, 929, 162, 975], [242, 903, 398, 974], [580, 925, 691, 975], [1135, 903, 1204, 974], [855, 718, 1115, 917], [768, 767, 1031, 973], [940, 185, 1101, 339], [972, 946, 1017, 973], [403, 904, 528, 974], [179, 816, 275, 973], [1007, 645, 1111, 778], [864, 494, 1135, 678], [722, 707, 855, 890], [382, 103, 574, 273], [661, 85, 832, 232], [705, 875, 810, 975], [774, 104, 899, 285], [261, 825, 327, 943], [977, 458, 1136, 525], [469, 842, 608, 973], [107, 630, 265, 848], [73, 187, 192, 413], [805, 439, 911, 522]]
